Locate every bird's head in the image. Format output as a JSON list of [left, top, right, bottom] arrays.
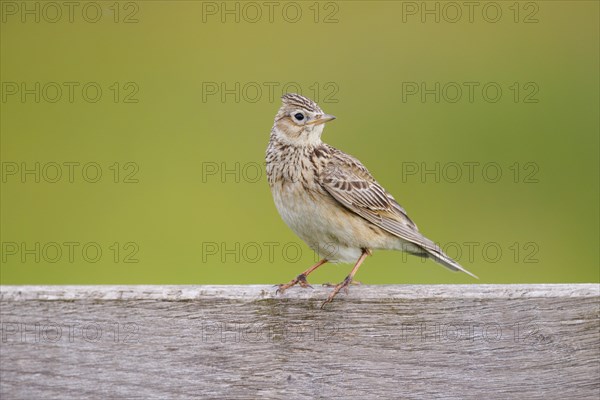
[[271, 93, 336, 146]]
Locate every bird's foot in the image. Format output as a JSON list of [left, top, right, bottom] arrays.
[[321, 276, 353, 309], [275, 274, 312, 295], [322, 280, 361, 287]]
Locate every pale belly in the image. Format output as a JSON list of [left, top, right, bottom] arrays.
[[271, 182, 405, 263]]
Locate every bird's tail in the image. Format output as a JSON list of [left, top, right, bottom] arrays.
[[426, 249, 479, 279]]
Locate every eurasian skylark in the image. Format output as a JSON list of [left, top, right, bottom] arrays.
[[266, 93, 477, 307]]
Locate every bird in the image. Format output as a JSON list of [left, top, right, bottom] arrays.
[[265, 93, 477, 308]]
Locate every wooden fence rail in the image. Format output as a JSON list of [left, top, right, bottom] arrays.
[[1, 284, 599, 399]]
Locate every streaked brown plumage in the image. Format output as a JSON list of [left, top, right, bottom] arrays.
[[266, 93, 477, 307]]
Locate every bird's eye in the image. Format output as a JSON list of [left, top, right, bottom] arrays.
[[294, 113, 304, 121]]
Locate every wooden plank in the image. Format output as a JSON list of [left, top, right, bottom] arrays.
[[1, 285, 599, 399]]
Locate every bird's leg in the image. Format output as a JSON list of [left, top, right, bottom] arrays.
[[276, 259, 328, 295], [321, 250, 370, 308]]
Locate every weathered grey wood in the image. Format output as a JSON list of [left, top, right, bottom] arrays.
[[1, 285, 599, 399]]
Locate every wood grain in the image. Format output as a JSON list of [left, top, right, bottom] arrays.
[[1, 285, 599, 399]]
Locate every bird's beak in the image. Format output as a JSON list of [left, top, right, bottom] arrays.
[[307, 114, 336, 125]]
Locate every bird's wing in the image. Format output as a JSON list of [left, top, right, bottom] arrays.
[[320, 149, 478, 278], [320, 151, 430, 248]]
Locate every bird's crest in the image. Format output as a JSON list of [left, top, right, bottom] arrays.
[[281, 93, 323, 114]]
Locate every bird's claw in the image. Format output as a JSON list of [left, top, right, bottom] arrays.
[[275, 274, 312, 295], [322, 280, 361, 288], [320, 276, 353, 309], [297, 277, 313, 289]]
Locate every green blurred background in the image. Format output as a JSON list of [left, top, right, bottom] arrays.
[[1, 0, 598, 285]]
